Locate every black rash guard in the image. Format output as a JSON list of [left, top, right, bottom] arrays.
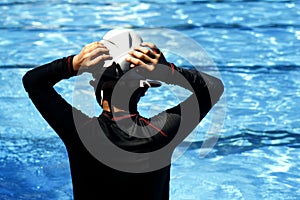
[[22, 56, 224, 200]]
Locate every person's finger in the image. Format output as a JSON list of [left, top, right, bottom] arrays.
[[89, 54, 112, 66], [84, 42, 108, 54], [89, 47, 109, 58], [128, 50, 155, 63], [125, 56, 147, 68], [126, 56, 155, 72], [141, 42, 160, 54], [134, 46, 158, 59], [82, 47, 110, 66], [91, 48, 111, 60]]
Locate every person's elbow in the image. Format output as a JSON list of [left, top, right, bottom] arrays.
[[22, 71, 30, 92], [209, 78, 224, 106], [22, 70, 35, 93]]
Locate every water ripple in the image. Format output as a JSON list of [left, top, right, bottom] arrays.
[[183, 129, 300, 157]]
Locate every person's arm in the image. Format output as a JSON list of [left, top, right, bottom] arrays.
[[126, 42, 224, 144], [151, 63, 224, 117], [22, 42, 111, 143], [22, 56, 84, 143]]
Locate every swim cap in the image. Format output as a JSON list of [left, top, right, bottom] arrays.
[[95, 29, 161, 89], [101, 29, 143, 72]]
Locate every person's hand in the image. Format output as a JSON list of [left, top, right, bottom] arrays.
[[73, 41, 112, 71], [125, 42, 169, 72]]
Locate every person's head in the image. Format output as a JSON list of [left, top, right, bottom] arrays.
[[90, 29, 161, 113]]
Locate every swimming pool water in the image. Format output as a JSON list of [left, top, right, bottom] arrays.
[[1, 0, 300, 199]]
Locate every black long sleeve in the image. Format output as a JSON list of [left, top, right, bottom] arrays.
[[22, 56, 89, 145], [142, 63, 224, 147]]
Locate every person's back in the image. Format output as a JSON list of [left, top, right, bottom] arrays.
[[69, 111, 172, 199]]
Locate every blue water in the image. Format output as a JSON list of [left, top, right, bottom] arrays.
[[1, 0, 300, 199]]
